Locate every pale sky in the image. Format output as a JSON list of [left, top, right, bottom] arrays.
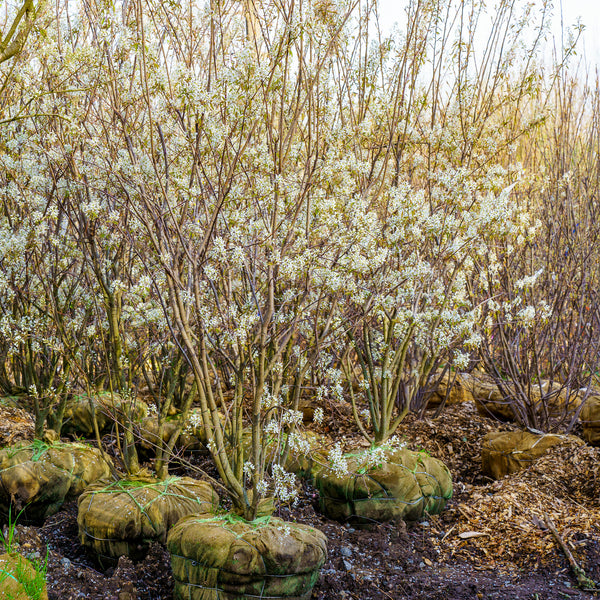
[[378, 0, 600, 69], [552, 0, 600, 66]]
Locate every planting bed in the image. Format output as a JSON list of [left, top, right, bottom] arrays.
[[1, 402, 599, 600]]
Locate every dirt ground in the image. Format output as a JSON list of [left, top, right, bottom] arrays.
[[2, 401, 599, 600]]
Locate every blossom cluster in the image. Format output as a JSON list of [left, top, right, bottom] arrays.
[[0, 0, 571, 508]]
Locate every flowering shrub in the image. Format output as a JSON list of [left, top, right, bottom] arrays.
[[0, 0, 598, 516]]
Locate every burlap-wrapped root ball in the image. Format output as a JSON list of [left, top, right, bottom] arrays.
[[481, 431, 582, 479], [315, 447, 452, 524], [138, 409, 208, 456], [242, 429, 329, 482], [462, 372, 516, 421], [78, 476, 219, 566], [167, 513, 327, 600], [282, 431, 330, 482], [580, 395, 600, 445], [465, 373, 583, 422], [62, 392, 148, 436], [0, 553, 48, 600], [0, 441, 113, 521], [426, 372, 475, 408]]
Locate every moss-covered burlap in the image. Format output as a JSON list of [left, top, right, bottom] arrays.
[[481, 431, 582, 479], [78, 476, 219, 566], [249, 430, 330, 482], [167, 513, 327, 600], [282, 432, 329, 482], [315, 447, 452, 524], [0, 441, 112, 521], [138, 410, 208, 456], [580, 395, 600, 445], [62, 392, 148, 436], [0, 397, 21, 408], [0, 553, 48, 600]]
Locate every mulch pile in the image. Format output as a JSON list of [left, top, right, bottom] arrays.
[[0, 405, 34, 446], [429, 439, 600, 573]]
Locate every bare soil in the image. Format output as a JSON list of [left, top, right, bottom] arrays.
[[2, 402, 599, 600]]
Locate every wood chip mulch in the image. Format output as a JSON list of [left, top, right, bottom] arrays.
[[328, 401, 600, 580], [0, 404, 35, 446], [428, 437, 600, 576]]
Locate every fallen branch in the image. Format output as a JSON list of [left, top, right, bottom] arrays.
[[543, 512, 599, 591]]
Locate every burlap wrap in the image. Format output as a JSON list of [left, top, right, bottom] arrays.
[[167, 513, 327, 600], [580, 395, 600, 445], [463, 373, 518, 420], [0, 553, 48, 600], [427, 372, 474, 408], [0, 441, 112, 521], [77, 476, 219, 566], [62, 392, 148, 436], [466, 373, 582, 422], [0, 397, 21, 408], [481, 430, 582, 479], [315, 447, 452, 524], [138, 410, 208, 456], [253, 430, 329, 481]]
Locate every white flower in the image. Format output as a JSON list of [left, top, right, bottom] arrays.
[[453, 351, 470, 371], [287, 432, 310, 455], [256, 478, 268, 496], [243, 461, 255, 480], [264, 420, 279, 435], [370, 445, 388, 464], [537, 301, 552, 320], [313, 407, 324, 425], [282, 410, 303, 427], [327, 443, 349, 478], [515, 269, 543, 290], [186, 410, 202, 431], [517, 305, 536, 327], [272, 464, 297, 504]]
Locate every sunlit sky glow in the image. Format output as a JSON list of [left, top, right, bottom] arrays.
[[378, 1, 600, 71]]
